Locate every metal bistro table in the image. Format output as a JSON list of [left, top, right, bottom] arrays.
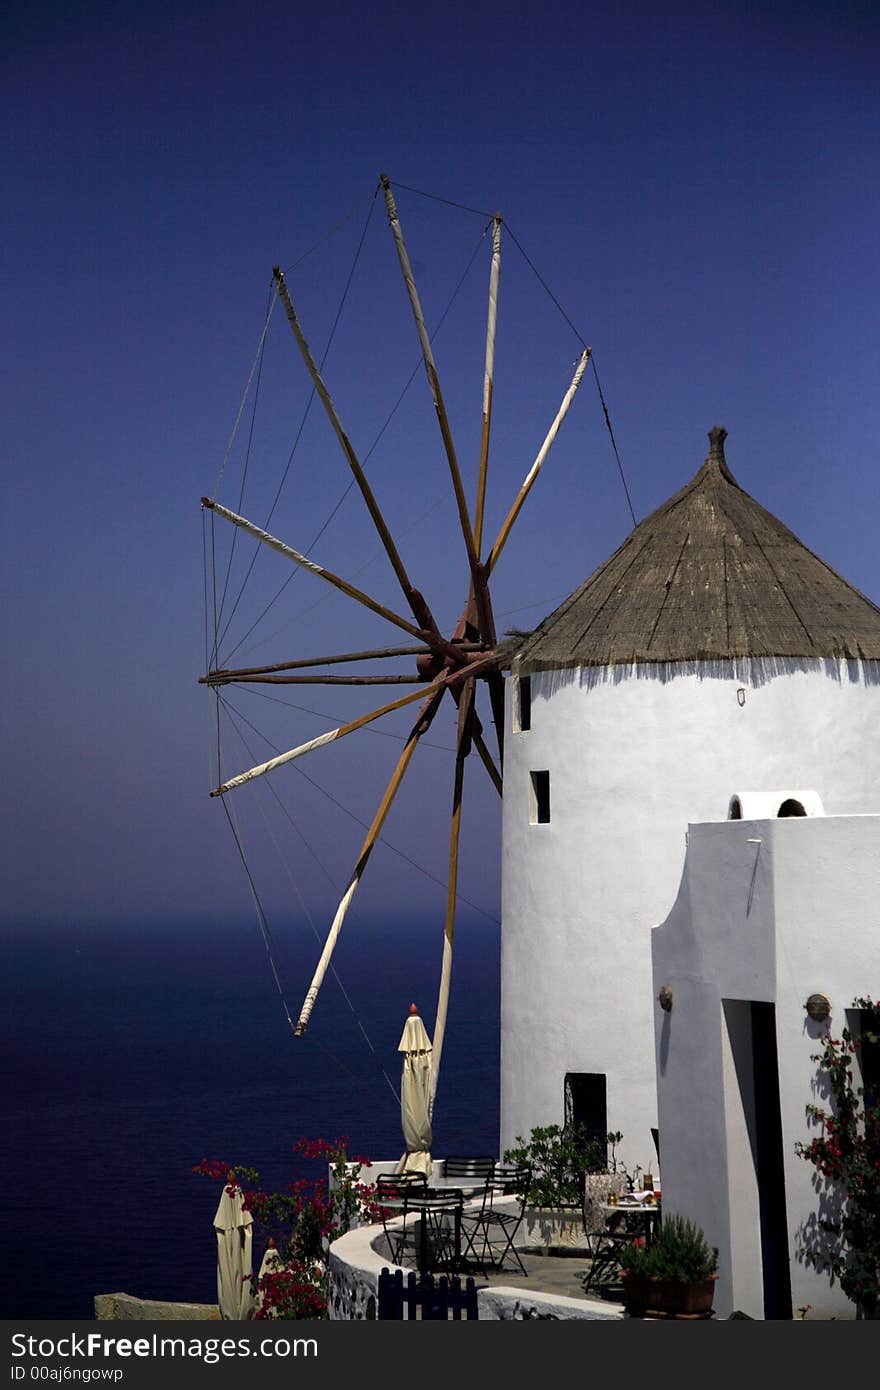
[[581, 1193, 661, 1297], [601, 1195, 661, 1245], [382, 1186, 467, 1274]]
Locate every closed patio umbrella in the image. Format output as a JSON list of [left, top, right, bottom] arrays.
[[254, 1237, 285, 1318], [396, 1003, 433, 1178], [214, 1177, 256, 1320]]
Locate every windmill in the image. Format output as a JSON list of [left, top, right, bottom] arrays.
[[200, 176, 590, 1113]]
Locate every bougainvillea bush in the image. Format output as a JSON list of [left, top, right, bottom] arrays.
[[194, 1136, 382, 1319], [795, 998, 880, 1317]]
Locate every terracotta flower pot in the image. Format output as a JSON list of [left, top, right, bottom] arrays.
[[621, 1271, 717, 1317]]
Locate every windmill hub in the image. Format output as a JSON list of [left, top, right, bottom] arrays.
[[416, 649, 445, 681]]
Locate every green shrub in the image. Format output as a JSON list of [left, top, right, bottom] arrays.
[[619, 1214, 717, 1284], [503, 1124, 623, 1207]]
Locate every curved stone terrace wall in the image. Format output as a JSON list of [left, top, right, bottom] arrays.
[[327, 1217, 623, 1321]]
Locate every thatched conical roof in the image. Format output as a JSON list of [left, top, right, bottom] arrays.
[[505, 427, 880, 671]]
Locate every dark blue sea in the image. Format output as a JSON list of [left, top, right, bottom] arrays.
[[0, 919, 500, 1319]]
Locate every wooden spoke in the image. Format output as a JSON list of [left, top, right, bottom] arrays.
[[485, 347, 591, 577], [204, 202, 585, 1090], [210, 680, 444, 797], [294, 682, 447, 1036], [474, 216, 502, 557], [201, 644, 437, 683], [444, 650, 500, 689], [380, 177, 480, 574], [202, 497, 429, 644], [273, 267, 442, 640], [485, 670, 507, 770], [205, 673, 427, 687], [443, 650, 505, 774], [472, 728, 502, 796], [429, 681, 475, 1113]]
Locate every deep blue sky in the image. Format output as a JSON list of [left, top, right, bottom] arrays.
[[4, 1, 879, 985]]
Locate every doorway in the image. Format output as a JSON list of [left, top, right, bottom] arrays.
[[722, 999, 793, 1319]]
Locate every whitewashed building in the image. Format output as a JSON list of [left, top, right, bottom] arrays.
[[652, 810, 880, 1318], [499, 426, 880, 1265]]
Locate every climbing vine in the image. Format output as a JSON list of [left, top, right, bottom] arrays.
[[795, 998, 880, 1316]]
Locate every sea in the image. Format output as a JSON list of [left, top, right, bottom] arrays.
[[0, 919, 500, 1320]]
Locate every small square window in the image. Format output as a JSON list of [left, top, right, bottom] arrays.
[[529, 769, 550, 824], [513, 675, 531, 732]]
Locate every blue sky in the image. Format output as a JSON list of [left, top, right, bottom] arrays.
[[3, 0, 879, 974]]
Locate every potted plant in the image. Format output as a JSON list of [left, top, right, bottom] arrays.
[[503, 1124, 626, 1251], [618, 1214, 718, 1317]]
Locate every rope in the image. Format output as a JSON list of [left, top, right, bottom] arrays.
[[359, 220, 492, 474], [265, 188, 381, 535], [201, 509, 210, 675], [503, 220, 638, 527], [218, 694, 400, 1103], [215, 284, 272, 635], [291, 750, 500, 924], [216, 189, 380, 659], [212, 686, 295, 1028], [389, 178, 495, 221], [218, 693, 339, 891], [213, 289, 278, 498], [210, 515, 223, 787], [281, 183, 381, 274], [590, 356, 637, 527], [497, 592, 568, 620], [220, 731, 403, 1119], [208, 641, 497, 1129], [225, 487, 451, 671], [220, 691, 500, 924], [233, 683, 457, 753], [218, 222, 490, 668], [218, 787, 297, 1034]]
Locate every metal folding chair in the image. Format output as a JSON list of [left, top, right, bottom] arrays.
[[460, 1163, 531, 1276], [375, 1172, 428, 1266], [442, 1155, 496, 1186]]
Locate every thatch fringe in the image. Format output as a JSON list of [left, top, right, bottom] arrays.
[[510, 655, 880, 696]]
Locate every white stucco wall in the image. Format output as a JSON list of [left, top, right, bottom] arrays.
[[500, 658, 880, 1181], [652, 813, 880, 1318]]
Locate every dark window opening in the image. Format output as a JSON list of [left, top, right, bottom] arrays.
[[565, 1073, 608, 1169], [530, 770, 550, 824], [514, 675, 532, 732], [777, 799, 807, 817]]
